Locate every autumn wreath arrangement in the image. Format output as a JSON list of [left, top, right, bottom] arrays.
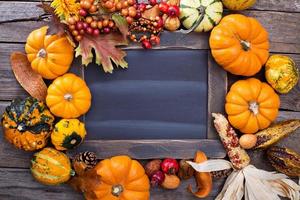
[[1, 0, 300, 199]]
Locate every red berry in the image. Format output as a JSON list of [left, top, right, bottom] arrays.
[[150, 35, 160, 45], [155, 16, 164, 28], [103, 27, 111, 33], [138, 3, 146, 12], [151, 171, 165, 187], [93, 29, 100, 36], [79, 9, 87, 16], [134, 11, 142, 19], [142, 39, 152, 49], [76, 21, 84, 30], [158, 2, 169, 13], [149, 0, 157, 6], [82, 22, 88, 29], [161, 158, 179, 175], [86, 27, 93, 34], [168, 5, 180, 17]]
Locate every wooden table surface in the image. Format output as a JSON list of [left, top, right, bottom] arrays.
[[0, 0, 300, 199]]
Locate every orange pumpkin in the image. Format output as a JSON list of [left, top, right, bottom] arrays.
[[46, 73, 91, 119], [210, 14, 269, 76], [225, 78, 280, 134], [25, 26, 74, 79], [71, 155, 150, 200]]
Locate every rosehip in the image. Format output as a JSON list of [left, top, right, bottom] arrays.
[[168, 5, 180, 17], [158, 2, 169, 13], [76, 21, 84, 30], [86, 27, 93, 34], [93, 29, 100, 36], [156, 16, 164, 28], [79, 9, 87, 16], [82, 22, 89, 29], [103, 27, 111, 33], [138, 3, 146, 12], [134, 11, 142, 19], [151, 171, 165, 187], [150, 35, 160, 45], [161, 158, 179, 174], [149, 0, 157, 6], [142, 39, 152, 49]]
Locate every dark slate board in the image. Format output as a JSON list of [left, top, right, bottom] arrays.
[[85, 49, 208, 139]]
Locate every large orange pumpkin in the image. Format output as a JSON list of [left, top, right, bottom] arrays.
[[210, 14, 269, 76], [46, 73, 91, 119], [225, 78, 280, 134], [25, 26, 74, 79], [70, 155, 150, 200]]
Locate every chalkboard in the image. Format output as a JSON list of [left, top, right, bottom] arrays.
[[85, 49, 208, 139]]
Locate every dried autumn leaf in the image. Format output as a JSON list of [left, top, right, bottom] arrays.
[[112, 14, 128, 40], [75, 33, 128, 73], [10, 52, 47, 101], [37, 2, 66, 36], [142, 5, 160, 20]]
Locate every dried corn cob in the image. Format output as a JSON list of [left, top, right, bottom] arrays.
[[212, 113, 250, 169], [211, 169, 232, 179], [255, 119, 300, 149], [267, 146, 300, 177]]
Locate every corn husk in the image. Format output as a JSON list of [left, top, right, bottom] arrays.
[[188, 160, 300, 200]]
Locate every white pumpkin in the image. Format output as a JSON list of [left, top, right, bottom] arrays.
[[180, 0, 223, 32]]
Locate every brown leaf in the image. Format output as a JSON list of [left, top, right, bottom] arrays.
[[75, 33, 128, 73], [10, 52, 47, 101], [37, 2, 66, 36], [142, 5, 160, 20]]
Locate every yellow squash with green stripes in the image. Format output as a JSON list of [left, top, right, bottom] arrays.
[[180, 0, 223, 32], [51, 119, 86, 151], [31, 147, 74, 185]]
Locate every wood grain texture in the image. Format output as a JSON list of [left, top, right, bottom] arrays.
[[0, 2, 300, 54], [207, 53, 227, 139], [0, 167, 225, 200]]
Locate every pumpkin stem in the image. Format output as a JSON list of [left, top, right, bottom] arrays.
[[37, 48, 47, 58], [17, 123, 26, 132], [64, 93, 73, 101], [249, 101, 259, 115], [111, 184, 123, 197], [241, 40, 251, 51]]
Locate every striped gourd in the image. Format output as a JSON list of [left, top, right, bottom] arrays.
[[180, 0, 223, 32], [31, 148, 74, 185]]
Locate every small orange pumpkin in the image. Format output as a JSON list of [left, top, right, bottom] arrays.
[[25, 26, 74, 79], [225, 78, 280, 134], [70, 155, 150, 200], [210, 14, 269, 76], [46, 73, 91, 119]]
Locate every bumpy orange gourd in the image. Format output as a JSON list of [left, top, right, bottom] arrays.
[[225, 78, 280, 134], [25, 26, 74, 79], [210, 14, 269, 76], [46, 73, 91, 119], [71, 155, 150, 200]]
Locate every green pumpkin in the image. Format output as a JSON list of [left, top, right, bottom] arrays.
[[180, 0, 223, 32], [51, 119, 86, 150], [1, 97, 54, 151]]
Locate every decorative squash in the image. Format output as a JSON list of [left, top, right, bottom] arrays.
[[188, 151, 212, 198], [1, 97, 54, 151], [31, 147, 74, 185], [210, 14, 269, 76], [222, 0, 256, 10], [70, 155, 150, 200], [225, 78, 280, 134], [46, 73, 92, 119], [265, 55, 299, 94], [51, 119, 86, 150], [180, 0, 223, 32], [25, 26, 74, 79]]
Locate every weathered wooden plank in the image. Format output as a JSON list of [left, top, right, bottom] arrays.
[[0, 2, 299, 53], [0, 167, 225, 200], [68, 139, 226, 160]]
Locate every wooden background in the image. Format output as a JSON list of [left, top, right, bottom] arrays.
[[0, 0, 300, 199]]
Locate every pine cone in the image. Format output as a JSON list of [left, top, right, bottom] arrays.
[[211, 169, 232, 179], [74, 152, 98, 169]]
